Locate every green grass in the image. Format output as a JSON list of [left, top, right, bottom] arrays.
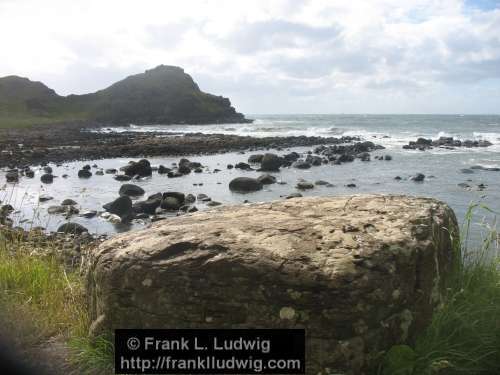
[[0, 113, 87, 128], [0, 228, 113, 373], [381, 204, 500, 375]]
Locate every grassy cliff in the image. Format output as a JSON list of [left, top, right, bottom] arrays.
[[0, 65, 248, 128]]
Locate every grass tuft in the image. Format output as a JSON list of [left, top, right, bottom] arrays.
[[381, 203, 500, 375]]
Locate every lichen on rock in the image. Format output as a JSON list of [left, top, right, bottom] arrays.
[[85, 194, 458, 374]]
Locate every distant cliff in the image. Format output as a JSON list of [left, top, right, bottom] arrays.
[[0, 65, 249, 127]]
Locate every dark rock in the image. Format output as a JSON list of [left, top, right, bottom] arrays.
[[411, 173, 425, 182], [95, 170, 104, 175], [6, 171, 19, 183], [80, 210, 97, 218], [24, 169, 35, 178], [296, 181, 314, 190], [82, 165, 91, 170], [161, 196, 182, 211], [206, 201, 222, 207], [122, 159, 152, 177], [248, 154, 264, 163], [185, 194, 196, 203], [315, 180, 330, 186], [260, 153, 282, 171], [114, 174, 132, 181], [292, 161, 311, 169], [158, 165, 171, 174], [61, 199, 78, 206], [346, 183, 357, 188], [234, 162, 252, 170], [103, 196, 133, 222], [162, 192, 185, 204], [57, 222, 88, 235], [460, 168, 474, 174], [43, 166, 53, 174], [257, 174, 277, 185], [227, 164, 234, 169], [48, 205, 68, 215], [40, 174, 54, 183], [39, 194, 53, 202], [384, 155, 392, 161], [105, 168, 117, 174], [286, 193, 303, 199], [229, 177, 263, 192], [133, 198, 162, 215], [78, 169, 92, 178], [119, 184, 145, 197]]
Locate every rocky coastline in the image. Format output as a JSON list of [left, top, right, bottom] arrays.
[[0, 122, 364, 168]]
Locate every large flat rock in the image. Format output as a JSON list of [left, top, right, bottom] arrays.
[[86, 195, 458, 374]]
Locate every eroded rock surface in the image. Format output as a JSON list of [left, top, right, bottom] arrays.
[[86, 195, 457, 374]]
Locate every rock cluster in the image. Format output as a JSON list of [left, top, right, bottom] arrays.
[[403, 136, 492, 150]]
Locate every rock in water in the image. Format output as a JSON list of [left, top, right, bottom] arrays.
[[103, 196, 133, 222], [40, 174, 53, 183], [57, 222, 88, 235], [229, 177, 263, 192], [86, 195, 457, 374], [78, 169, 92, 178], [122, 159, 152, 177], [260, 153, 282, 171], [119, 184, 145, 197]]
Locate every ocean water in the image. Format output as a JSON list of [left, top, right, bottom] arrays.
[[2, 114, 500, 245]]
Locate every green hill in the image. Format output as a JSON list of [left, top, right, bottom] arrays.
[[0, 65, 248, 128]]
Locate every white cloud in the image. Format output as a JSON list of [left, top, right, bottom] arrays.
[[0, 0, 499, 113]]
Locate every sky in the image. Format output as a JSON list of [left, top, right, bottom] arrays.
[[0, 0, 499, 114]]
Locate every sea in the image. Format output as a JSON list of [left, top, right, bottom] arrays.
[[2, 114, 500, 247]]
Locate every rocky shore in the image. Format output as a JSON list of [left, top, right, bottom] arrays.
[[0, 122, 364, 168]]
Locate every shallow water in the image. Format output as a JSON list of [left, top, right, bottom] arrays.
[[2, 114, 500, 244]]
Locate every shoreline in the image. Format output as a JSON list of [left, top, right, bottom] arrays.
[[0, 122, 356, 168]]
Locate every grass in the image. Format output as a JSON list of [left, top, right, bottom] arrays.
[[380, 204, 500, 375], [0, 113, 87, 128], [0, 228, 113, 373]]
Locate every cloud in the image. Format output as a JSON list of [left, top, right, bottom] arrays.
[[0, 0, 499, 113]]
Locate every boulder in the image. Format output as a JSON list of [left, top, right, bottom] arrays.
[[103, 196, 133, 222], [114, 174, 132, 182], [86, 195, 457, 374], [162, 192, 185, 204], [411, 173, 425, 182], [6, 171, 19, 183], [133, 198, 162, 215], [57, 222, 88, 234], [296, 181, 314, 190], [248, 154, 264, 163], [260, 153, 282, 171], [292, 161, 311, 169], [78, 169, 92, 178], [158, 165, 171, 174], [229, 177, 263, 192], [61, 199, 78, 206], [257, 174, 277, 185], [122, 159, 152, 177], [234, 162, 252, 170], [161, 196, 182, 211], [119, 184, 145, 197], [40, 174, 53, 183]]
